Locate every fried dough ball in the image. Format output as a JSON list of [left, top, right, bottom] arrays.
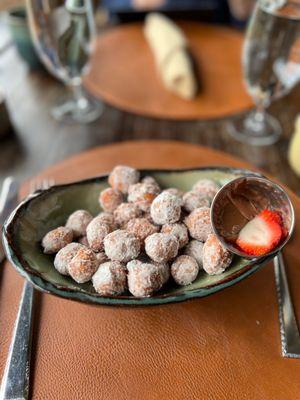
[[127, 259, 165, 297], [99, 188, 123, 212], [163, 187, 184, 200], [182, 191, 211, 213], [150, 191, 182, 225], [108, 165, 140, 194], [156, 262, 170, 285], [184, 240, 204, 268], [65, 210, 93, 238], [192, 179, 219, 201], [126, 217, 159, 244], [42, 226, 73, 254], [54, 243, 84, 275], [161, 222, 189, 249], [92, 261, 127, 295], [128, 182, 160, 211], [145, 232, 179, 263], [86, 217, 112, 252], [202, 234, 233, 275], [68, 246, 98, 283], [141, 176, 161, 192], [97, 212, 116, 230], [114, 203, 142, 226], [104, 229, 141, 262], [184, 207, 212, 242], [171, 255, 199, 286]]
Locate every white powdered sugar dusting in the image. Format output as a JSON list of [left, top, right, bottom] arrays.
[[145, 232, 179, 263], [65, 210, 93, 238], [86, 217, 112, 252], [150, 191, 182, 225], [104, 229, 141, 262], [202, 234, 233, 275], [42, 226, 73, 254], [171, 255, 199, 285], [161, 222, 188, 249], [92, 261, 127, 295]]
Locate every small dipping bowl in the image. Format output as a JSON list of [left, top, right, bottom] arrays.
[[211, 175, 295, 259]]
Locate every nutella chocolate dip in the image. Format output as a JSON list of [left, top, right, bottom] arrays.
[[211, 175, 295, 258]]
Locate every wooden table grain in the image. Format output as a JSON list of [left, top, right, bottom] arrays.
[[0, 18, 299, 193]]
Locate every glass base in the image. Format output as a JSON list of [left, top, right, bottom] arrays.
[[227, 111, 282, 146], [52, 96, 103, 124]]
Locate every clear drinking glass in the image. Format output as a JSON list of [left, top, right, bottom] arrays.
[[228, 0, 300, 146], [26, 0, 102, 123]]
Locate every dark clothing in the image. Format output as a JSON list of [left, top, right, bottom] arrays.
[[102, 0, 236, 25]]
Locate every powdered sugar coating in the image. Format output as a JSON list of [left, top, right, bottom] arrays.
[[182, 191, 211, 213], [163, 188, 184, 201], [171, 255, 199, 285], [145, 232, 179, 263], [108, 165, 140, 194], [97, 212, 116, 230], [114, 203, 142, 226], [126, 217, 159, 244], [192, 179, 219, 201], [65, 210, 93, 238], [92, 261, 127, 295], [184, 207, 213, 241], [68, 247, 98, 283], [156, 262, 170, 285], [99, 188, 123, 212], [141, 176, 161, 192], [184, 240, 204, 269], [54, 242, 84, 275], [127, 260, 164, 297], [86, 217, 112, 252], [42, 226, 73, 254], [104, 229, 141, 262], [202, 234, 233, 275], [128, 182, 160, 212], [150, 191, 182, 225], [161, 222, 189, 249]]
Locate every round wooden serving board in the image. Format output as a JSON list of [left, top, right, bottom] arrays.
[[1, 141, 299, 400], [84, 23, 253, 120]]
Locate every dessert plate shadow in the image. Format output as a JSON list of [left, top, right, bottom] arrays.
[[3, 167, 275, 306]]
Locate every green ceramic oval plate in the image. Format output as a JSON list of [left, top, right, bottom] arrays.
[[3, 167, 273, 306]]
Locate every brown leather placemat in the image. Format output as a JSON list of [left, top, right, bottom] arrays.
[[84, 23, 253, 120], [1, 141, 299, 400]]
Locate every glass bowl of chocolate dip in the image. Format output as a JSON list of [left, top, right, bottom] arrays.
[[211, 175, 295, 259]]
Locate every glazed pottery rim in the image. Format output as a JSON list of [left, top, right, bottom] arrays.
[[2, 166, 277, 306], [210, 175, 295, 260]]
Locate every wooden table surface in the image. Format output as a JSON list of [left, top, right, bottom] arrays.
[[0, 17, 299, 193]]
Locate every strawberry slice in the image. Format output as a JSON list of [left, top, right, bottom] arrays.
[[236, 209, 282, 256]]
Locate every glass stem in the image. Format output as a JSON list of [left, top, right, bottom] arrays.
[[71, 83, 89, 111], [244, 103, 267, 135]]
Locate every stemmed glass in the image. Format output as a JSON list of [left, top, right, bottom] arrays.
[[26, 0, 102, 123], [228, 0, 300, 146]]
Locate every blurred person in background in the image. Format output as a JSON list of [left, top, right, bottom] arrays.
[[103, 0, 255, 26]]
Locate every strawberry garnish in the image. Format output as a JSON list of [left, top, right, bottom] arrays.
[[236, 209, 283, 256], [259, 209, 282, 225]]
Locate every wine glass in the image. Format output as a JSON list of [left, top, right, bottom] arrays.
[[26, 0, 102, 123], [228, 0, 300, 146]]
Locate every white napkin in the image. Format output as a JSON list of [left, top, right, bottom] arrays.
[[144, 13, 198, 100], [288, 115, 300, 176]]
